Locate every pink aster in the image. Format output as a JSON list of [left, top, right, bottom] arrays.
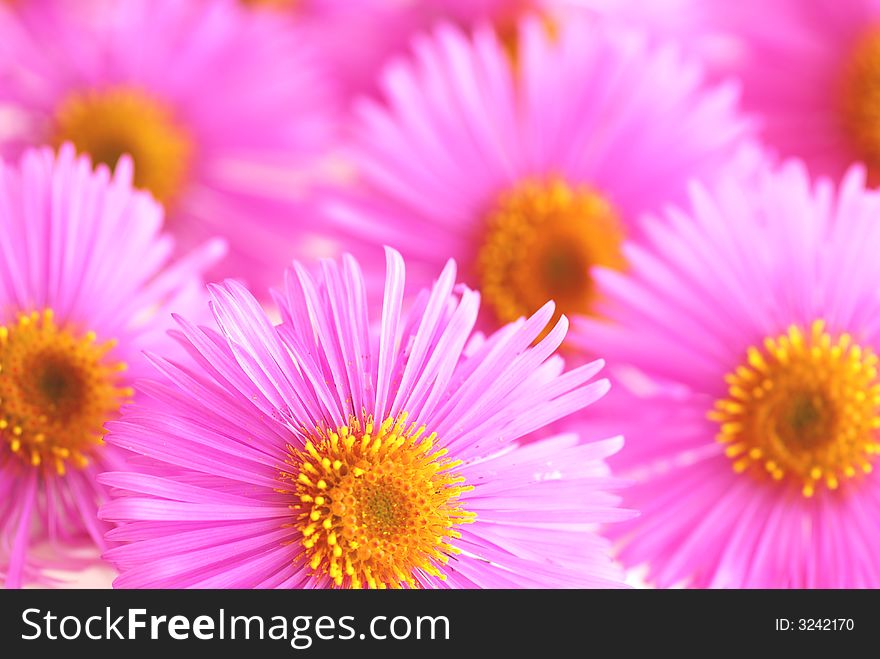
[[325, 17, 750, 334], [0, 0, 336, 290], [571, 0, 745, 77], [246, 0, 422, 100], [575, 160, 880, 588], [0, 144, 222, 588], [711, 0, 880, 182], [249, 0, 559, 99], [99, 248, 630, 589]]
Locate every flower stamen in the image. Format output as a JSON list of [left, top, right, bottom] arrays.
[[53, 86, 192, 204], [282, 413, 475, 589], [0, 310, 130, 475], [840, 29, 880, 181], [476, 178, 626, 329], [710, 320, 880, 497]]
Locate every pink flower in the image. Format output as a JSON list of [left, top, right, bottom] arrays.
[[0, 144, 222, 588], [325, 17, 750, 335], [571, 0, 745, 74], [99, 249, 631, 588], [0, 0, 337, 290], [575, 161, 880, 588], [255, 0, 557, 99], [257, 0, 423, 100], [712, 0, 880, 182]]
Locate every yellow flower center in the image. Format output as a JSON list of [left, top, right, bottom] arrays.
[[283, 413, 475, 589], [840, 29, 880, 180], [710, 320, 880, 497], [0, 310, 131, 475], [52, 87, 192, 204], [476, 178, 626, 328]]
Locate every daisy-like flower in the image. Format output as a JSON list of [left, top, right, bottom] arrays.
[[0, 144, 223, 588], [325, 17, 749, 334], [573, 0, 744, 75], [714, 0, 880, 182], [99, 248, 630, 589], [0, 0, 335, 289], [575, 161, 880, 588], [242, 0, 558, 99], [240, 0, 419, 100]]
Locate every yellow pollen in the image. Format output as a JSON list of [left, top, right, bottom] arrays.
[[281, 413, 475, 589], [0, 309, 130, 475], [840, 29, 880, 182], [476, 178, 626, 330], [709, 320, 880, 497], [52, 86, 192, 204]]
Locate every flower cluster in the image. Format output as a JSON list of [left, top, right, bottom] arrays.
[[1, 0, 878, 590]]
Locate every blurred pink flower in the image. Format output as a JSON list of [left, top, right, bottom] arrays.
[[0, 0, 337, 291], [251, 0, 556, 99], [570, 0, 745, 75], [0, 144, 222, 588], [99, 249, 631, 588], [324, 17, 751, 335], [712, 0, 880, 182], [575, 161, 880, 588], [257, 0, 424, 100]]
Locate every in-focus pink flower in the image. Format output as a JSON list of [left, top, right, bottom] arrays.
[[99, 249, 630, 588], [0, 144, 223, 588], [575, 161, 880, 588], [713, 0, 880, 182], [0, 0, 336, 290], [325, 17, 750, 335]]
